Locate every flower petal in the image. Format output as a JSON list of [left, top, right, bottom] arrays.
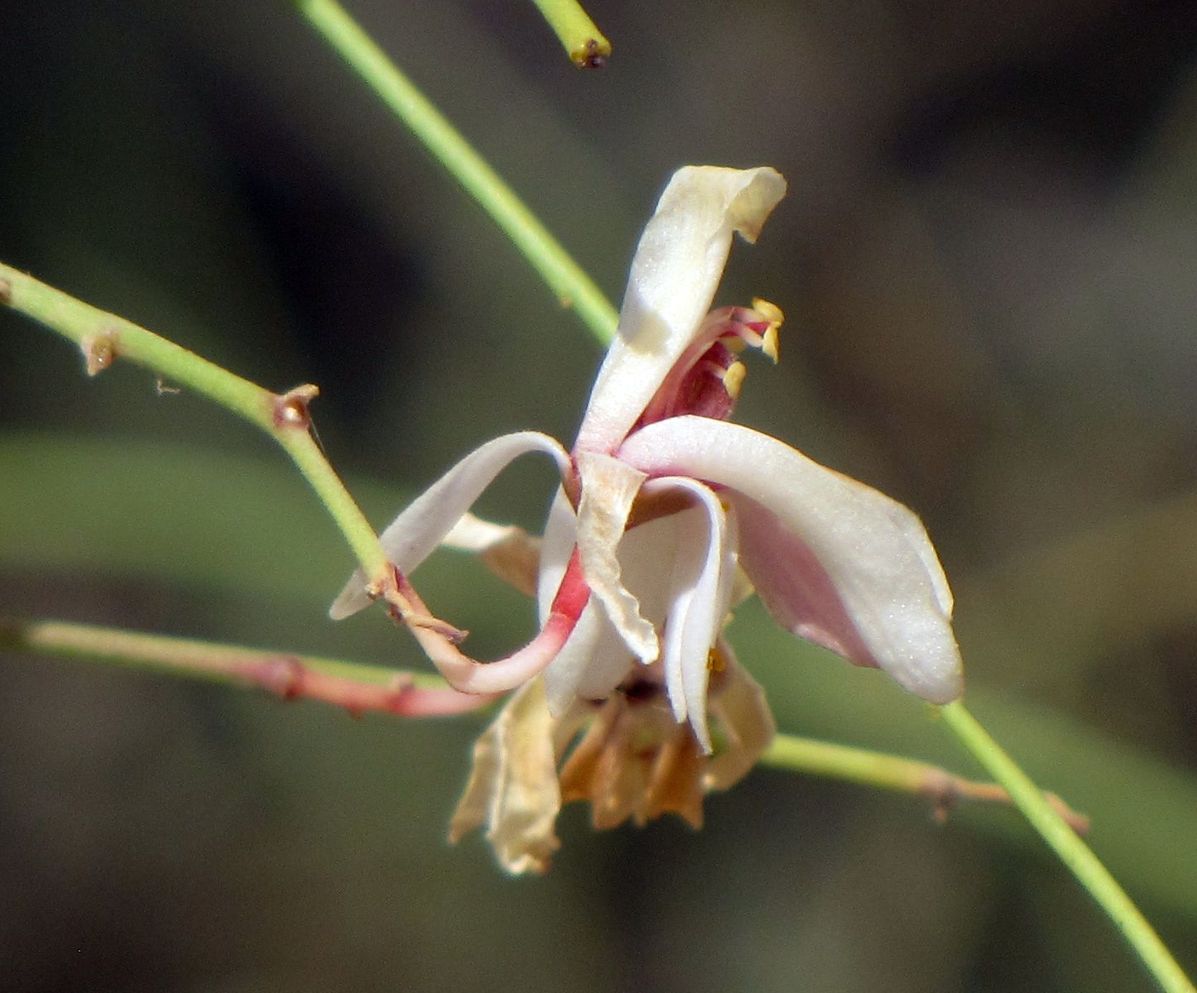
[[619, 416, 963, 703], [448, 677, 561, 875], [644, 476, 736, 752], [575, 451, 658, 664], [443, 512, 541, 597], [575, 166, 787, 454], [330, 432, 569, 620]]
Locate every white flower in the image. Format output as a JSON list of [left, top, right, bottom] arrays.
[[332, 165, 963, 871]]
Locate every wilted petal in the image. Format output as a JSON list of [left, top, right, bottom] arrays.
[[703, 641, 776, 791], [576, 166, 787, 454], [619, 416, 963, 703], [575, 451, 658, 664], [448, 677, 561, 875], [331, 432, 568, 619], [443, 512, 541, 597]]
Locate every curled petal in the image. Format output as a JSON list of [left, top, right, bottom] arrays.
[[575, 451, 658, 664], [330, 432, 569, 619], [619, 417, 963, 703], [644, 476, 736, 752], [576, 166, 787, 454]]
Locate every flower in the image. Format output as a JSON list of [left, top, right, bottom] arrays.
[[332, 165, 963, 872]]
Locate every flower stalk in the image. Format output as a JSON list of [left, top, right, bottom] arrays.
[[940, 701, 1195, 993], [0, 261, 387, 583], [294, 0, 619, 344], [0, 616, 1086, 826]]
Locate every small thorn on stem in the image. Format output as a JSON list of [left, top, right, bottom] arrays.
[[257, 655, 306, 700], [273, 383, 320, 430], [82, 329, 119, 376]]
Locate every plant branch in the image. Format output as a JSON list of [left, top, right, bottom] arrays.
[[0, 263, 387, 583], [940, 701, 1195, 993], [0, 618, 491, 717], [295, 0, 619, 344], [529, 0, 612, 67], [1, 616, 1088, 831], [761, 732, 1090, 832]]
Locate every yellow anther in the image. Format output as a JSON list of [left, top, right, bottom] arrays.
[[722, 361, 747, 399], [752, 297, 785, 327], [761, 325, 780, 364], [707, 646, 728, 673]]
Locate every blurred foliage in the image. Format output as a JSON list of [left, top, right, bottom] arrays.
[[2, 1, 1197, 991]]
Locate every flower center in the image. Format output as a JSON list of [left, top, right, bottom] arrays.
[[634, 298, 784, 430]]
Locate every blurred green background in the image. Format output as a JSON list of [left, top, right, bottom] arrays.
[[2, 2, 1196, 990]]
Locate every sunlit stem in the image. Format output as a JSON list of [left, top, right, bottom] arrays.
[[761, 733, 1089, 832], [294, 0, 619, 344], [529, 0, 612, 67], [940, 701, 1196, 993], [0, 263, 387, 584]]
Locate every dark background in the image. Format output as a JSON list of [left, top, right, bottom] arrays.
[[1, 2, 1196, 991]]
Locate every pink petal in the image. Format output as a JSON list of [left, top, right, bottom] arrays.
[[619, 417, 963, 703]]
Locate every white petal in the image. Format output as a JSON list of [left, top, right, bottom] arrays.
[[575, 451, 658, 664], [645, 477, 735, 753], [330, 432, 569, 620], [537, 489, 633, 715], [619, 417, 963, 703], [575, 166, 787, 454]]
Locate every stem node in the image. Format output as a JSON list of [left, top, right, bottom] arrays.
[[82, 329, 120, 376]]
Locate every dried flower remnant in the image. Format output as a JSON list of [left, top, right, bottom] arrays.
[[333, 166, 963, 872]]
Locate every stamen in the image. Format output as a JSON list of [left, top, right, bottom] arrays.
[[721, 361, 747, 399], [761, 325, 780, 364], [751, 298, 785, 326]]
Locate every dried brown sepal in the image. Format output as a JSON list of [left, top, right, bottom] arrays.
[[82, 329, 119, 376], [272, 383, 320, 430]]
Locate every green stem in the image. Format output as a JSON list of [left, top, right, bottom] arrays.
[[529, 0, 612, 67], [940, 701, 1195, 993], [0, 263, 387, 582], [2, 616, 1088, 829], [294, 0, 619, 345], [762, 732, 1090, 832]]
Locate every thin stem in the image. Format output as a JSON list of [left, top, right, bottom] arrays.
[[295, 0, 619, 345], [0, 615, 1090, 833], [940, 701, 1196, 993], [762, 733, 1090, 832], [0, 618, 491, 718], [0, 263, 388, 583], [529, 0, 612, 68]]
